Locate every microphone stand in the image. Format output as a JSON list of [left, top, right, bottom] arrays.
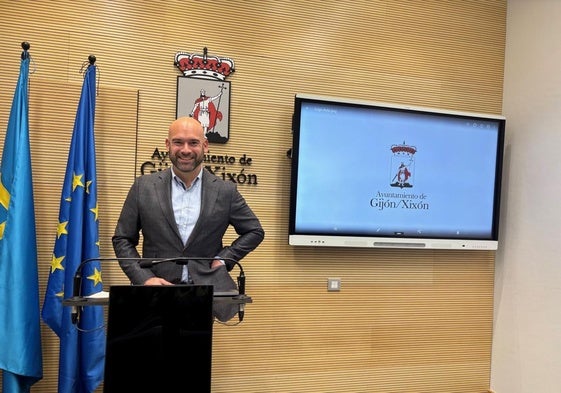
[[72, 257, 249, 324], [139, 257, 247, 322]]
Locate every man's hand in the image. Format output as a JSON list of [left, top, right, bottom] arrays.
[[144, 277, 173, 285], [210, 259, 225, 269]]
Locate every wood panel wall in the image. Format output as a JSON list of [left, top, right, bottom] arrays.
[[0, 1, 506, 392]]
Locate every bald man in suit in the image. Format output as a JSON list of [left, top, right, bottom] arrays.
[[112, 116, 264, 321]]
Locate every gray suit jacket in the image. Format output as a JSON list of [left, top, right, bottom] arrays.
[[112, 167, 264, 320]]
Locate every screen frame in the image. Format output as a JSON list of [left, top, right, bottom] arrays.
[[288, 93, 505, 251]]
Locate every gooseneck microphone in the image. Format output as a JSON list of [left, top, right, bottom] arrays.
[[138, 256, 244, 277], [71, 268, 83, 324], [72, 256, 247, 324], [138, 256, 247, 322], [237, 270, 246, 322]]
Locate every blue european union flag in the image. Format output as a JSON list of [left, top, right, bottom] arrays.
[[0, 48, 44, 393], [41, 61, 105, 393]]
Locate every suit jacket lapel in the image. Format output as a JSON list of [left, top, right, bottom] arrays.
[[186, 169, 218, 247], [155, 169, 183, 243]]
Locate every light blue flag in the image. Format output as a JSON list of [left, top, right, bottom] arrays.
[[41, 61, 105, 393], [0, 48, 44, 392]]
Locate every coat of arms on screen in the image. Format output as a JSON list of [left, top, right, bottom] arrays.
[[390, 142, 416, 188], [174, 47, 235, 144]]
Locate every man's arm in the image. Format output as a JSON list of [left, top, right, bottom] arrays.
[[218, 186, 265, 270], [112, 179, 155, 285]]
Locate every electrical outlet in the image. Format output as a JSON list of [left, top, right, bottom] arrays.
[[327, 278, 341, 291]]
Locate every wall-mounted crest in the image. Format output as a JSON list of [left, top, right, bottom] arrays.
[[175, 47, 235, 144]]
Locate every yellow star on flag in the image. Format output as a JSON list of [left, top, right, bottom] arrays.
[[90, 203, 99, 221], [50, 254, 65, 273], [57, 221, 69, 239], [87, 267, 103, 287], [72, 172, 84, 191]]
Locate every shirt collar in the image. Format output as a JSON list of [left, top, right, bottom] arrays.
[[171, 167, 203, 190]]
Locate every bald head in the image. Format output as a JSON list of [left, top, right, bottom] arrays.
[[168, 116, 205, 140]]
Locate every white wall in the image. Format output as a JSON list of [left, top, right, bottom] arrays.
[[493, 1, 561, 392]]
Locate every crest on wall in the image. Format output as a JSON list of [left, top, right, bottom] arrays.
[[175, 47, 235, 144]]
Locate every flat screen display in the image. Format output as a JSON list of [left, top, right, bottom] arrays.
[[288, 93, 505, 250]]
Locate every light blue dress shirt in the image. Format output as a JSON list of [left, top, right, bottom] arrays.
[[171, 167, 202, 283]]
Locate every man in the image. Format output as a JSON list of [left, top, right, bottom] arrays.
[[112, 116, 264, 321]]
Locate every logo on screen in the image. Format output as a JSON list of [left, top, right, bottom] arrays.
[[390, 142, 416, 188]]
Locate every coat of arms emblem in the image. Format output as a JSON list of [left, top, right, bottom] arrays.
[[175, 47, 235, 144], [390, 142, 416, 188]]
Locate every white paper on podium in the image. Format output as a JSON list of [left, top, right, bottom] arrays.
[[86, 291, 110, 299]]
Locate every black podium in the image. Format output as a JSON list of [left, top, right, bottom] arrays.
[[63, 284, 252, 392], [103, 285, 214, 393]]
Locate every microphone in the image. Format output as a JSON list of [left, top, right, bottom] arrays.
[[237, 270, 246, 322], [71, 272, 82, 324], [73, 257, 249, 323], [139, 256, 245, 283], [139, 256, 247, 322], [137, 257, 192, 268]]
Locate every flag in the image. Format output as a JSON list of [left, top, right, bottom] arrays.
[[41, 61, 105, 393], [0, 48, 43, 392]]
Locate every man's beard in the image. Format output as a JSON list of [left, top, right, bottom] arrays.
[[170, 152, 203, 173]]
